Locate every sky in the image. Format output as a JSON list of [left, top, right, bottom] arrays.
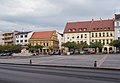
[[0, 0, 120, 33]]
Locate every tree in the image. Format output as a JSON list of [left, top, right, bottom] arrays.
[[0, 45, 22, 53], [76, 41, 88, 51], [89, 42, 103, 53], [62, 42, 77, 51], [27, 44, 43, 53], [109, 40, 120, 52]]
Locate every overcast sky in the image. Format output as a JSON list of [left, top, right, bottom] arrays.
[[0, 0, 120, 33]]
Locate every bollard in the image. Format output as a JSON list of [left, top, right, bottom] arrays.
[[94, 61, 97, 67], [30, 59, 32, 64]]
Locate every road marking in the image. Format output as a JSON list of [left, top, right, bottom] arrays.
[[97, 55, 109, 67]]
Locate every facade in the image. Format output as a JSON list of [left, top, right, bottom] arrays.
[[64, 22, 91, 45], [0, 32, 4, 45], [29, 31, 59, 53], [2, 32, 14, 45], [14, 31, 33, 45], [63, 19, 115, 53], [114, 14, 120, 40]]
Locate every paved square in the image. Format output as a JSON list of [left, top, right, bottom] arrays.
[[0, 54, 120, 69]]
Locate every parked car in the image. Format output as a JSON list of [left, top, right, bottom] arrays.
[[90, 51, 96, 54], [49, 52, 61, 55], [0, 52, 13, 56]]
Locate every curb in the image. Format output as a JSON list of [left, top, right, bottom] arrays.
[[0, 63, 120, 71]]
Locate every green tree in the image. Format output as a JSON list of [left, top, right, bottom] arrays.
[[62, 42, 77, 51], [76, 41, 88, 51], [89, 42, 103, 53], [109, 40, 120, 52]]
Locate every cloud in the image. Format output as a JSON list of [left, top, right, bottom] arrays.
[[0, 0, 120, 33]]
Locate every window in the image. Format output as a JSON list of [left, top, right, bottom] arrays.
[[110, 33, 113, 36], [95, 40, 97, 42], [103, 33, 105, 37], [93, 28, 95, 30], [97, 28, 99, 30], [108, 27, 110, 30], [85, 34, 87, 38], [99, 33, 101, 37], [117, 22, 119, 26], [110, 39, 113, 42], [106, 32, 109, 37], [104, 27, 106, 30], [92, 40, 94, 42], [25, 35, 27, 37], [83, 28, 87, 31], [106, 39, 109, 44], [77, 36, 79, 39], [77, 41, 79, 43], [17, 40, 19, 42], [72, 36, 74, 39], [95, 33, 97, 37], [103, 40, 105, 45], [99, 40, 101, 43], [118, 37, 120, 40], [81, 34, 83, 38], [21, 35, 23, 38], [47, 43, 49, 46], [73, 29, 76, 32], [25, 40, 27, 42], [16, 36, 19, 38], [44, 43, 46, 46], [67, 37, 69, 39], [79, 28, 82, 31], [92, 33, 94, 37], [20, 40, 23, 42], [68, 29, 72, 32]]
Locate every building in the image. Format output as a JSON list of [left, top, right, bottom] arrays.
[[0, 31, 4, 45], [29, 31, 59, 53], [90, 19, 114, 53], [64, 22, 90, 45], [2, 32, 14, 45], [13, 31, 33, 45], [114, 14, 120, 40], [63, 19, 115, 53]]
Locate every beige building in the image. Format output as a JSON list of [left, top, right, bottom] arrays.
[[2, 32, 14, 45]]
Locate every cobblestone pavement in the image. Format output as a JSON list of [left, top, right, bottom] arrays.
[[0, 54, 120, 69]]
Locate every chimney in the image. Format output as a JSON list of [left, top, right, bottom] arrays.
[[91, 19, 94, 23]]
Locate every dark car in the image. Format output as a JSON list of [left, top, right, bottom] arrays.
[[49, 52, 61, 55], [0, 52, 13, 56]]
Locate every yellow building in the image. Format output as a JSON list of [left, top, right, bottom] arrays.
[[29, 31, 59, 53], [90, 19, 115, 53]]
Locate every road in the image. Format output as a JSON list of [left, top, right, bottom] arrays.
[[0, 64, 120, 83]]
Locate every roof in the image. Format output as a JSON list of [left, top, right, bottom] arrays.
[[15, 31, 32, 35], [30, 31, 55, 39], [64, 19, 114, 33]]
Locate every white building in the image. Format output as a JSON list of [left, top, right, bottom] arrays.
[[14, 31, 33, 45], [63, 22, 91, 45], [114, 14, 120, 40]]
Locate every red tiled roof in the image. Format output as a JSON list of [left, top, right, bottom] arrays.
[[30, 31, 55, 39], [64, 19, 114, 33]]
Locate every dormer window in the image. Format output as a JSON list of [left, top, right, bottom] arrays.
[[104, 27, 106, 30], [73, 28, 76, 32], [108, 27, 110, 30], [83, 28, 87, 31], [79, 28, 82, 31], [68, 29, 72, 32]]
